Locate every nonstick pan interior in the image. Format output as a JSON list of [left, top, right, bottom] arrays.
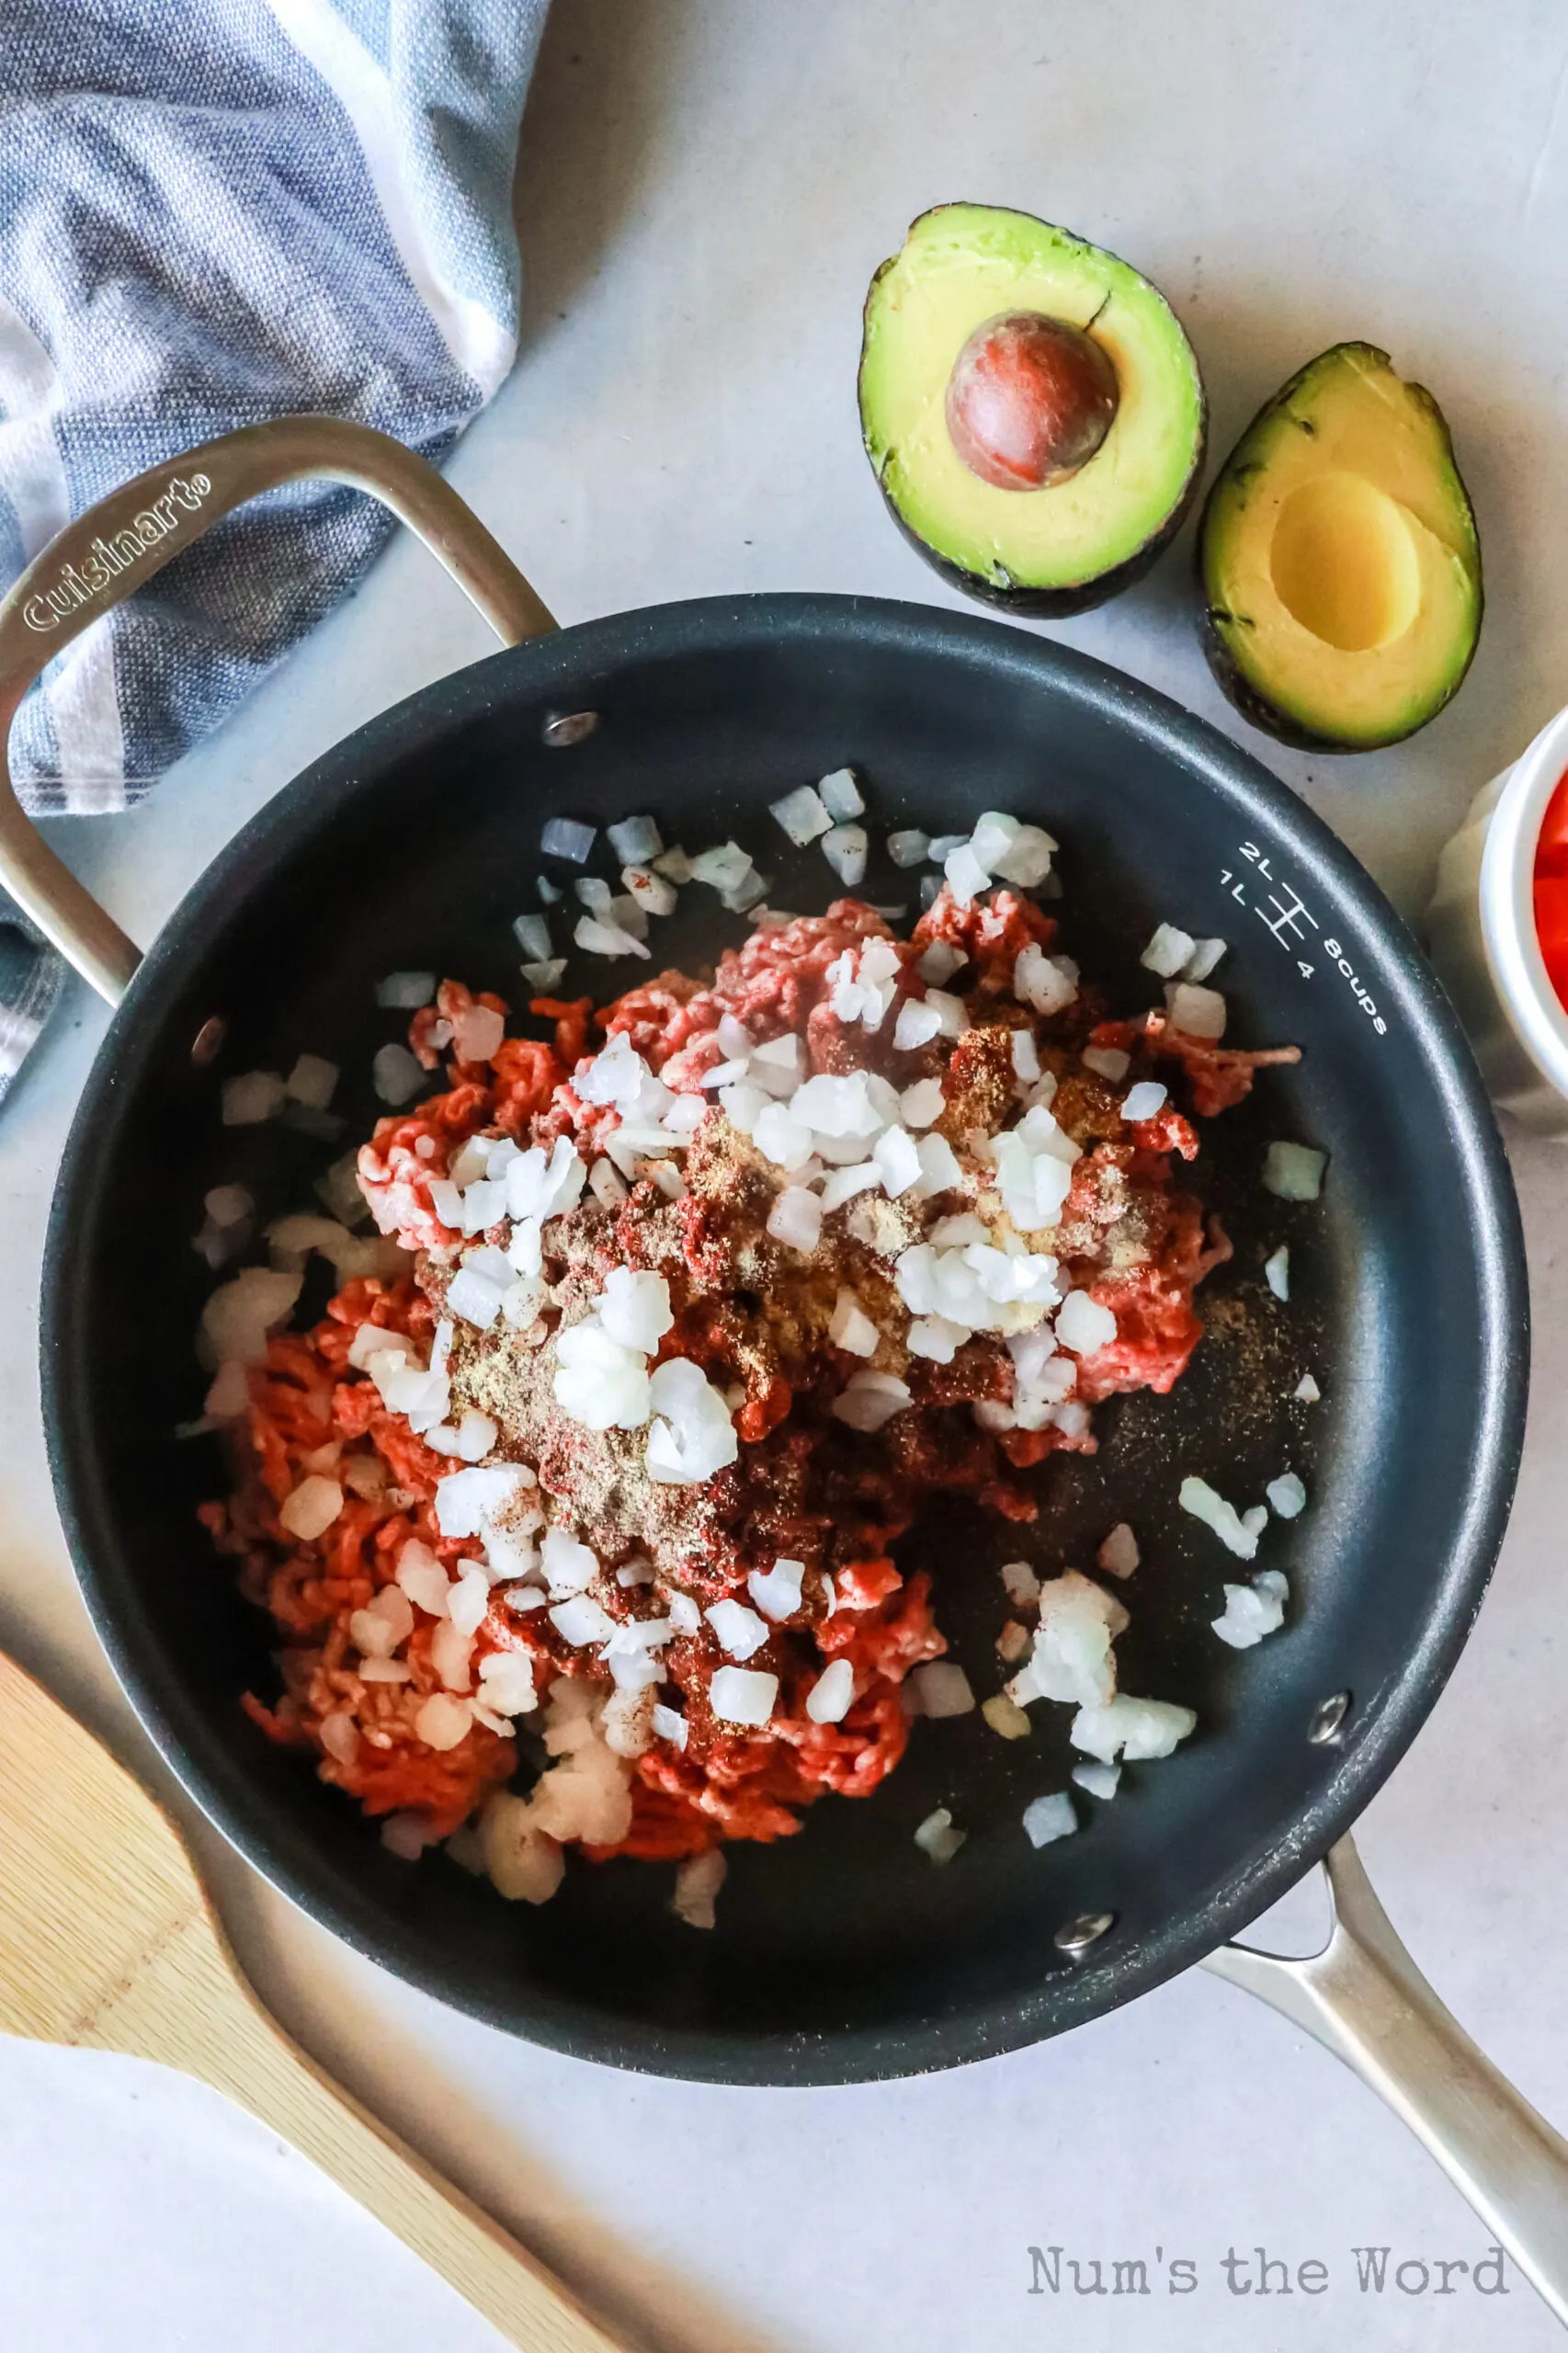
[[44, 596, 1526, 2082]]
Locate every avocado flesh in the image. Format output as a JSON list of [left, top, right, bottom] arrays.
[[859, 205, 1206, 610], [1200, 343, 1482, 751]]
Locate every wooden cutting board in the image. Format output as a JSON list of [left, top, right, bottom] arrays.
[[0, 1648, 628, 2352]]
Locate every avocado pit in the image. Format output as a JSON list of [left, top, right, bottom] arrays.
[[944, 311, 1119, 490]]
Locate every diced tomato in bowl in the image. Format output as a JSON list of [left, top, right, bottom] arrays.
[[1535, 769, 1568, 1011]]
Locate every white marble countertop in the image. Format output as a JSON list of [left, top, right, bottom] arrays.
[[5, 4, 1568, 2347]]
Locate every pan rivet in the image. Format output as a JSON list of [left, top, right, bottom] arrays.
[[190, 1016, 226, 1067], [1054, 1911, 1115, 1959], [541, 710, 599, 747], [1309, 1690, 1351, 1745]]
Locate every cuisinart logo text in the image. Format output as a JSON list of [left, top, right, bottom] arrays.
[[23, 472, 211, 631]]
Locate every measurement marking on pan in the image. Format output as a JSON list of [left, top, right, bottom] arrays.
[[1218, 842, 1388, 1036]]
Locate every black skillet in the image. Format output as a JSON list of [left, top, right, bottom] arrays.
[[6, 419, 1562, 2310]]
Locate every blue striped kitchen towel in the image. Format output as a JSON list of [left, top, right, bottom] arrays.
[[0, 0, 549, 1102]]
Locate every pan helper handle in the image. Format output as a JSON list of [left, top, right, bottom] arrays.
[[0, 416, 556, 1006], [1205, 1833, 1568, 2325]]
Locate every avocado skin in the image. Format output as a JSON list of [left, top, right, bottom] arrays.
[[1196, 599, 1360, 754], [1197, 343, 1483, 753], [858, 206, 1208, 619]]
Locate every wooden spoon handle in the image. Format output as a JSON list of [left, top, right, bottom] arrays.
[[89, 1900, 626, 2353]]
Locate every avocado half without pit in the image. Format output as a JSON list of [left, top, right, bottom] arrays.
[[1199, 343, 1483, 751], [859, 204, 1208, 615]]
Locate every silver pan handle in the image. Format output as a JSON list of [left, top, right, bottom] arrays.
[[0, 415, 556, 1006], [1205, 1833, 1568, 2321]]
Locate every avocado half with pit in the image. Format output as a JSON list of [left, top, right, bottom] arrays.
[[858, 204, 1207, 616], [1199, 343, 1483, 751]]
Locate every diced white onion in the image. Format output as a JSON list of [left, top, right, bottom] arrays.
[[828, 1287, 880, 1357], [686, 842, 753, 893], [372, 1043, 426, 1106], [433, 1463, 535, 1540], [1165, 981, 1226, 1040], [1120, 1081, 1167, 1123], [769, 785, 832, 845], [718, 1080, 768, 1135], [1054, 1290, 1117, 1356], [477, 1649, 539, 1717], [575, 915, 651, 960], [607, 813, 663, 863], [1265, 1245, 1290, 1300], [1141, 923, 1197, 979], [806, 1658, 856, 1723], [905, 1313, 970, 1363], [892, 996, 942, 1051], [540, 816, 597, 863], [914, 1806, 965, 1864], [285, 1053, 338, 1111], [644, 1357, 739, 1483], [588, 1156, 629, 1207], [872, 1123, 922, 1198], [1070, 1694, 1197, 1763], [917, 939, 965, 984], [944, 842, 992, 904], [705, 1599, 770, 1660], [448, 1266, 506, 1329], [1001, 1560, 1041, 1606], [397, 1541, 452, 1618], [911, 1662, 975, 1719], [1022, 1791, 1077, 1848], [596, 1267, 675, 1354], [652, 1702, 688, 1749], [621, 863, 679, 917], [606, 891, 649, 939], [1183, 937, 1227, 982], [822, 823, 869, 885], [1266, 1471, 1306, 1518], [991, 824, 1057, 888], [710, 1665, 778, 1727], [1082, 1044, 1131, 1082], [820, 1162, 881, 1211], [1096, 1522, 1141, 1578], [1263, 1142, 1327, 1199], [222, 1070, 287, 1125], [376, 971, 436, 1008], [512, 913, 552, 961], [415, 1693, 473, 1751], [1015, 945, 1078, 1016], [767, 1185, 824, 1252], [900, 1076, 945, 1127], [817, 767, 865, 820], [550, 1594, 618, 1647], [888, 828, 930, 868], [747, 1556, 805, 1621], [1179, 1475, 1260, 1560], [753, 1101, 815, 1170], [831, 1370, 912, 1431], [1212, 1569, 1290, 1649], [553, 1317, 652, 1429], [279, 1475, 344, 1540]]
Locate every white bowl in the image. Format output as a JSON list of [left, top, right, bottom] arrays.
[[1426, 704, 1568, 1131]]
